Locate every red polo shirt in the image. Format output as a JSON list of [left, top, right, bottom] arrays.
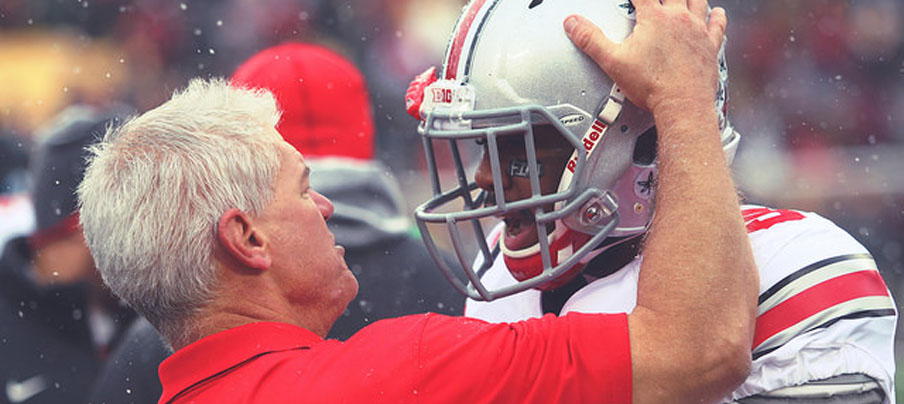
[[158, 312, 630, 403]]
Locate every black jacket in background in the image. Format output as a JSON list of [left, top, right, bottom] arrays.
[[0, 237, 134, 404]]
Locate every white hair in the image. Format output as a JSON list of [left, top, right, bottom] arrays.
[[78, 78, 284, 343]]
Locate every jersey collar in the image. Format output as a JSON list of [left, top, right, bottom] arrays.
[[159, 321, 322, 403]]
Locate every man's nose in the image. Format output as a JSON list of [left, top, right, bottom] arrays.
[[310, 189, 334, 220], [473, 150, 510, 193]]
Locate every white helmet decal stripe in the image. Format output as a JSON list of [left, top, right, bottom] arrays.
[[444, 0, 500, 80]]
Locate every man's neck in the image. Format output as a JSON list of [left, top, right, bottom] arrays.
[[174, 285, 341, 351]]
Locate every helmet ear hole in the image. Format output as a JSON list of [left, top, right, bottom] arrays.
[[632, 126, 658, 166]]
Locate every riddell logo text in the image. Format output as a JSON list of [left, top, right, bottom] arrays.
[[431, 88, 453, 103], [566, 120, 606, 173]]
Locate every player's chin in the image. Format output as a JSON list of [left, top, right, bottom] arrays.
[[503, 207, 561, 251]]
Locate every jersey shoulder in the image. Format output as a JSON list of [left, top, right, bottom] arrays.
[[737, 205, 897, 403], [741, 204, 894, 351], [741, 204, 872, 288]]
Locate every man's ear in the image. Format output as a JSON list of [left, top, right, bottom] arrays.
[[216, 208, 271, 271]]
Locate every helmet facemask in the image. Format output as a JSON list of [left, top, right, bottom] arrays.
[[415, 79, 649, 301]]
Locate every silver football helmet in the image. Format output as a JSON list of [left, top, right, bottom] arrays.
[[407, 0, 740, 301]]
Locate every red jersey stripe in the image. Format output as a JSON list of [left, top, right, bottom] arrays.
[[742, 207, 805, 233], [753, 270, 890, 348]]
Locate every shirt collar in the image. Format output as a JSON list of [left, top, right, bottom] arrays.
[[159, 321, 322, 403]]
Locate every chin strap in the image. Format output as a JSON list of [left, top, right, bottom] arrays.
[[556, 83, 626, 198], [502, 227, 591, 290], [503, 226, 644, 292]]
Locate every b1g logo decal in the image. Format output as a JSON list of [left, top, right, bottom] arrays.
[[617, 1, 636, 19], [743, 207, 805, 233], [431, 88, 453, 103]]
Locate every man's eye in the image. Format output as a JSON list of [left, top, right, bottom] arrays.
[[474, 138, 486, 146]]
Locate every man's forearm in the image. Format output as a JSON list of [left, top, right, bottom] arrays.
[[636, 99, 758, 403], [646, 99, 757, 340]]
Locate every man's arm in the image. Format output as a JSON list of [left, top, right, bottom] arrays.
[[565, 1, 759, 403]]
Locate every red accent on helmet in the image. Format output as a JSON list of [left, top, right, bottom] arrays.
[[404, 66, 438, 120], [503, 228, 592, 291], [444, 0, 488, 80]]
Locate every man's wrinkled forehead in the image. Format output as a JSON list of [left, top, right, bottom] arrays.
[[275, 141, 308, 178]]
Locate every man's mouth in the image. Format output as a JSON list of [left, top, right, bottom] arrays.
[[330, 233, 346, 258], [503, 210, 540, 251]]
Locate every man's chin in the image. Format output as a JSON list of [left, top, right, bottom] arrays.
[[338, 270, 359, 304]]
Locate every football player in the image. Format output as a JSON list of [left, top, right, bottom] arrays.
[[406, 0, 898, 403]]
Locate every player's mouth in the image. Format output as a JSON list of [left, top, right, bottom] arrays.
[[503, 210, 540, 251]]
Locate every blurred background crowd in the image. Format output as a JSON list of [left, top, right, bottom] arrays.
[[0, 0, 901, 400]]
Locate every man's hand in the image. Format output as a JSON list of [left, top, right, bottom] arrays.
[[563, 0, 726, 114]]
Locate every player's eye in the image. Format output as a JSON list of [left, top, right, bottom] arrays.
[[474, 138, 486, 146]]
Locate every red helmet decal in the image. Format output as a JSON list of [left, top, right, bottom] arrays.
[[405, 66, 438, 120]]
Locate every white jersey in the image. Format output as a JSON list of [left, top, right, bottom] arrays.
[[465, 205, 898, 403]]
